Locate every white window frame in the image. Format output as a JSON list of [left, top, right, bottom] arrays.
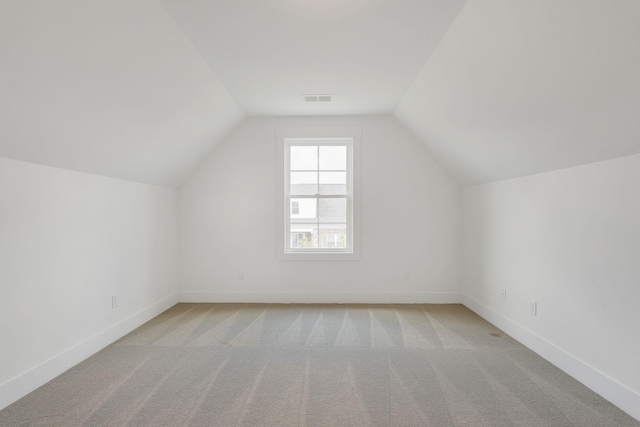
[[277, 127, 361, 261]]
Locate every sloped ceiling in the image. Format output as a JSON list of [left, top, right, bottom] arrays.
[[0, 0, 243, 187], [158, 0, 466, 116], [396, 0, 640, 186], [2, 0, 640, 187]]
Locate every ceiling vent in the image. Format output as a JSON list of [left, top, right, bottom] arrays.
[[303, 94, 333, 103]]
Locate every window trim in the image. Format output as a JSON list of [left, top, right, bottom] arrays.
[[277, 127, 361, 261]]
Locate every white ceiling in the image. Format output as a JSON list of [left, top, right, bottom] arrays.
[[1, 0, 640, 187], [158, 0, 467, 116], [0, 0, 243, 187], [396, 0, 640, 185]]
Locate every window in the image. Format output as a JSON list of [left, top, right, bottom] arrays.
[[277, 127, 360, 260]]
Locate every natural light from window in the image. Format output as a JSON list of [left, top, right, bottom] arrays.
[[285, 139, 352, 253]]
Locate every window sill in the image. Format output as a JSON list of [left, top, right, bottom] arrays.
[[278, 251, 360, 261]]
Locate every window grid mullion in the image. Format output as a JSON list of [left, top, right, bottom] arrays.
[[290, 195, 347, 199], [290, 169, 346, 172]]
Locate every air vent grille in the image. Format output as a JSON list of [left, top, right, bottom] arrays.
[[302, 94, 333, 103]]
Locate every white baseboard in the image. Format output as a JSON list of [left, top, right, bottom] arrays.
[[180, 291, 461, 304], [0, 293, 180, 411], [462, 294, 640, 422]]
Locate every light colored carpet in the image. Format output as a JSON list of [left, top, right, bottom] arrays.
[[1, 303, 638, 426]]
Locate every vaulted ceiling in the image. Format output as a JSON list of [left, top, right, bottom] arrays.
[[1, 0, 639, 187], [396, 0, 640, 185], [158, 0, 466, 116]]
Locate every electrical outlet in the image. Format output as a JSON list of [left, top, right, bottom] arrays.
[[112, 295, 119, 309], [529, 301, 537, 316], [500, 288, 507, 302], [402, 272, 410, 281]]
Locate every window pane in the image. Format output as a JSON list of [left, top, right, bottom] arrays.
[[291, 146, 317, 170], [291, 172, 318, 195], [319, 172, 346, 195], [290, 198, 317, 221], [319, 224, 347, 248], [319, 198, 347, 223], [290, 224, 318, 248], [319, 146, 346, 171]]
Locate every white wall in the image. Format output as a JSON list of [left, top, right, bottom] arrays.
[[179, 116, 462, 303], [0, 157, 179, 410], [462, 154, 640, 420]]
